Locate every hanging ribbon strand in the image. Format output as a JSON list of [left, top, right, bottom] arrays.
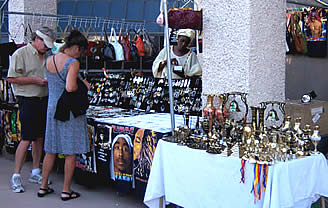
[[249, 163, 269, 204], [240, 159, 246, 184], [263, 164, 268, 192]]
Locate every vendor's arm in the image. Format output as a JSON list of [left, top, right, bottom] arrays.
[[7, 52, 47, 86], [184, 52, 202, 77], [152, 48, 166, 78]]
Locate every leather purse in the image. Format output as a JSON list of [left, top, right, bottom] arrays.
[[103, 28, 116, 62], [85, 26, 106, 68], [87, 40, 105, 69], [135, 34, 145, 57], [119, 30, 132, 61], [109, 27, 124, 61], [139, 28, 156, 57], [168, 7, 203, 30], [128, 29, 139, 62]]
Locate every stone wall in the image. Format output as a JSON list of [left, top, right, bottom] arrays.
[[8, 0, 57, 43], [197, 0, 285, 108]]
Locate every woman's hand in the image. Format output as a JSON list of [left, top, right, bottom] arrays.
[[160, 58, 178, 67], [82, 79, 91, 90]]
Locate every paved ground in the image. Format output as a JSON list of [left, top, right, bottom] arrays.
[[0, 151, 146, 208]]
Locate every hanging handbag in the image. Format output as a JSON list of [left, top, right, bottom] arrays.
[[23, 23, 33, 43], [109, 27, 124, 61], [119, 29, 132, 61], [135, 33, 145, 57], [85, 26, 106, 68], [156, 12, 165, 26], [128, 29, 139, 62], [139, 28, 156, 57], [168, 7, 203, 30], [156, 0, 165, 26], [103, 28, 116, 62], [51, 25, 67, 55], [86, 26, 105, 58]]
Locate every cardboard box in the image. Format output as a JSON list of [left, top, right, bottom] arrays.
[[285, 100, 328, 135]]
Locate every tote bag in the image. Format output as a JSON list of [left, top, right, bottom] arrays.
[[109, 27, 124, 61]]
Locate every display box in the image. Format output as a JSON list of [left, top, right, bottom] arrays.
[[285, 100, 328, 135]]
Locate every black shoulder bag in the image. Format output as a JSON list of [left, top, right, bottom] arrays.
[[53, 56, 89, 121]]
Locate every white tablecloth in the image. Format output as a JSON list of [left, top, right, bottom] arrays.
[[95, 113, 198, 133], [263, 153, 328, 208], [144, 140, 328, 208]]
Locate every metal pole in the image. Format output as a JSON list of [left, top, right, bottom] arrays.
[[163, 0, 175, 135], [0, 0, 9, 32]]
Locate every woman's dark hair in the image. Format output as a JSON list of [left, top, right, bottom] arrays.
[[60, 30, 88, 52]]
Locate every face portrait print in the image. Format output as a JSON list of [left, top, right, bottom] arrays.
[[134, 130, 160, 182], [112, 134, 133, 177], [133, 129, 145, 161]]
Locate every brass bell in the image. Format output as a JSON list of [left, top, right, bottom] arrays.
[[266, 108, 279, 121], [229, 100, 241, 112]]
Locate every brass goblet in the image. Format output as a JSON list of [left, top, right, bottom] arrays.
[[310, 126, 321, 154]]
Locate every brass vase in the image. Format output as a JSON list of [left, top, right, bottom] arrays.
[[215, 94, 225, 125], [203, 94, 216, 136]]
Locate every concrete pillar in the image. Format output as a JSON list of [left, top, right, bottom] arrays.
[[198, 0, 286, 109], [8, 0, 57, 43]]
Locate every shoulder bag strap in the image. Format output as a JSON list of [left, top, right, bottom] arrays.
[[53, 55, 65, 82]]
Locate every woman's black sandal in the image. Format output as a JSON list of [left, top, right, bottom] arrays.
[[37, 187, 54, 197], [61, 191, 80, 201]]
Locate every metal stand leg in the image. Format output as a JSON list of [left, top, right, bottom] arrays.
[[321, 197, 326, 208], [160, 196, 166, 208]]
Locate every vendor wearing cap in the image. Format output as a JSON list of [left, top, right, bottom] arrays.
[[152, 29, 202, 79], [8, 26, 56, 193]]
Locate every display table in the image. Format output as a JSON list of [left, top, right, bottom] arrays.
[[144, 140, 328, 208], [93, 112, 198, 133]]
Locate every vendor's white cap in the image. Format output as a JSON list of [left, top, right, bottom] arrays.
[[177, 29, 195, 41]]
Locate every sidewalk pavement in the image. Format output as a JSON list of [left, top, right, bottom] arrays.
[[0, 151, 146, 208]]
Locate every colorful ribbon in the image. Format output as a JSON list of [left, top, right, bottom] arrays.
[[240, 159, 246, 183], [263, 164, 268, 191], [250, 163, 269, 203]]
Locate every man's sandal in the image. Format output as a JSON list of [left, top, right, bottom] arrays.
[[61, 191, 80, 201], [37, 187, 54, 197]]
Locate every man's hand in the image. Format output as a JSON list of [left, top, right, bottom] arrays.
[[35, 78, 48, 86]]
